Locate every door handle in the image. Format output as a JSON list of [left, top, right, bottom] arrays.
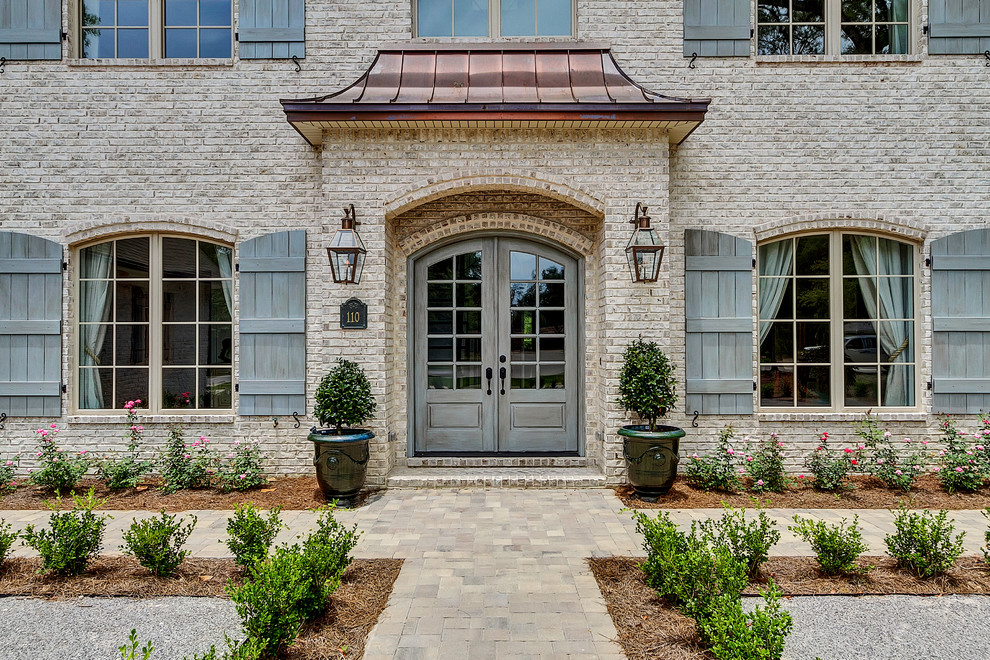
[[486, 367, 493, 395], [499, 366, 506, 395]]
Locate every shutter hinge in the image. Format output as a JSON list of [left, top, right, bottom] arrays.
[[922, 24, 929, 36], [61, 384, 67, 394], [927, 381, 933, 391], [753, 380, 758, 392], [235, 262, 239, 272], [924, 256, 932, 269], [235, 383, 239, 393], [752, 258, 757, 269], [750, 28, 755, 39], [234, 31, 239, 42], [62, 260, 68, 271]]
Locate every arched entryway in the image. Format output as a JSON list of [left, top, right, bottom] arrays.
[[409, 234, 583, 455]]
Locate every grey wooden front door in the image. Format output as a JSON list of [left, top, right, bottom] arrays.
[[413, 237, 579, 454]]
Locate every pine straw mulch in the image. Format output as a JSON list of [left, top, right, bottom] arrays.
[[0, 476, 383, 511], [589, 555, 990, 660], [615, 474, 990, 510], [0, 556, 403, 660]]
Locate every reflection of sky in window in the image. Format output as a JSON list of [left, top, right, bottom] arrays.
[[200, 0, 231, 25], [454, 0, 488, 36], [418, 0, 451, 36], [165, 0, 197, 24], [118, 0, 148, 25]]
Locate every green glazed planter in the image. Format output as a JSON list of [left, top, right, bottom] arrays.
[[308, 427, 374, 503], [618, 424, 686, 501]]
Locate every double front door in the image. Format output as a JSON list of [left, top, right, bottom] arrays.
[[412, 237, 580, 454]]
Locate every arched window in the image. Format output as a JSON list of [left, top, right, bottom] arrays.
[[76, 235, 233, 412], [758, 232, 917, 409]]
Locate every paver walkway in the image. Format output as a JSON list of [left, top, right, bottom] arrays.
[[3, 489, 989, 660]]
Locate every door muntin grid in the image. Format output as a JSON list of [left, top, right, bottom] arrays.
[[508, 251, 566, 391], [425, 250, 484, 391]]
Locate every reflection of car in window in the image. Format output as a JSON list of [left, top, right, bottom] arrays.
[[845, 335, 877, 372]]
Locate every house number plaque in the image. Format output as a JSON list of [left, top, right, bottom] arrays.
[[340, 298, 368, 329]]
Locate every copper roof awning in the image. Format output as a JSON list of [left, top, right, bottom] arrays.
[[281, 42, 710, 146]]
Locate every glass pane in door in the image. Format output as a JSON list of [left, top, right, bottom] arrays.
[[426, 252, 483, 390], [508, 251, 565, 390]]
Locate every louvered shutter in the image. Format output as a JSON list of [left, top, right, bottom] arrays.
[[685, 230, 754, 415], [929, 0, 990, 55], [238, 0, 305, 59], [238, 230, 306, 415], [931, 229, 990, 413], [0, 232, 62, 417], [0, 0, 62, 61], [683, 0, 751, 57]]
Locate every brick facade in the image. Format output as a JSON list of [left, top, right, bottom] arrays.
[[1, 1, 988, 484]]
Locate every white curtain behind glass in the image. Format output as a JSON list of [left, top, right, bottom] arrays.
[[215, 245, 234, 318], [758, 240, 794, 344], [850, 236, 912, 406], [80, 243, 113, 409]]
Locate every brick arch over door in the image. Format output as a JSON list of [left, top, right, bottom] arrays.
[[384, 172, 607, 222], [397, 212, 596, 259]]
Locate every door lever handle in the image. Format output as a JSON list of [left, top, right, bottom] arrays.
[[499, 366, 506, 395], [486, 367, 493, 395]]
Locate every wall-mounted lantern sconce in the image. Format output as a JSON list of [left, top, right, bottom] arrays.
[[326, 204, 367, 284], [625, 202, 665, 283]]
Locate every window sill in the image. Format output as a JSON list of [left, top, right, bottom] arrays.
[[66, 58, 235, 68], [757, 411, 929, 423], [68, 414, 235, 424], [755, 54, 922, 64]]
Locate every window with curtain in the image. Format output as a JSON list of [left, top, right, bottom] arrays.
[[80, 0, 232, 58], [758, 232, 917, 409], [757, 0, 911, 55], [77, 235, 233, 412], [415, 0, 573, 37]]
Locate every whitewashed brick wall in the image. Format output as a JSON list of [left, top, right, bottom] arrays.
[[0, 1, 987, 483]]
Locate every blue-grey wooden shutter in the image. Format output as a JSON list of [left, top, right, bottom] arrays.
[[238, 230, 306, 415], [929, 0, 990, 55], [0, 232, 62, 417], [683, 0, 751, 57], [931, 229, 990, 413], [0, 0, 62, 61], [685, 229, 754, 414], [238, 0, 305, 59]]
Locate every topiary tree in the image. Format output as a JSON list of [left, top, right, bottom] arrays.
[[617, 338, 678, 433], [313, 359, 376, 434]]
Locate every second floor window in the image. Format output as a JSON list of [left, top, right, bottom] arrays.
[[758, 0, 910, 55], [415, 0, 574, 38], [81, 0, 232, 58]]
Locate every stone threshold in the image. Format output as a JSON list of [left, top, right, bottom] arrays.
[[404, 455, 592, 468], [386, 466, 607, 488]]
